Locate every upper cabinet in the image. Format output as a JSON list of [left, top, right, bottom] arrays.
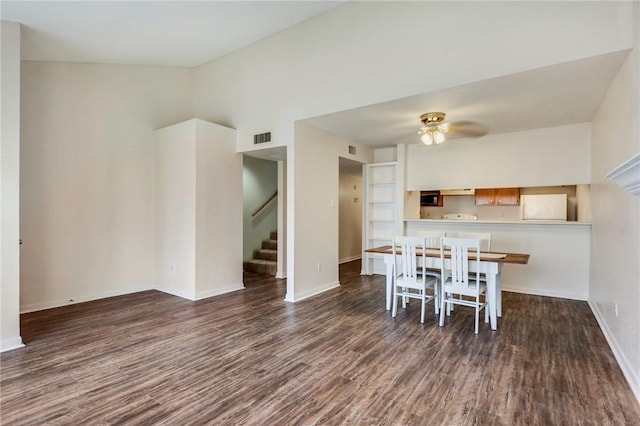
[[475, 187, 520, 206]]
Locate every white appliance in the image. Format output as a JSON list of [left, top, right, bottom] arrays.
[[442, 213, 478, 220], [521, 194, 567, 220]]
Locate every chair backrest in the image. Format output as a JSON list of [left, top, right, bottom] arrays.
[[424, 232, 445, 249], [456, 232, 491, 251], [440, 237, 481, 290], [392, 236, 426, 287]]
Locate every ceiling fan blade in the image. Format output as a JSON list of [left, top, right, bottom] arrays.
[[446, 121, 489, 138]]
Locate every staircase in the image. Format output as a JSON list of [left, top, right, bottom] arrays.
[[243, 231, 278, 276]]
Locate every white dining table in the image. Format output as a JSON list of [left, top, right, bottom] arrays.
[[364, 246, 530, 330]]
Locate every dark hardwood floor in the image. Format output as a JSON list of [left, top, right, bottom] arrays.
[[2, 260, 639, 425]]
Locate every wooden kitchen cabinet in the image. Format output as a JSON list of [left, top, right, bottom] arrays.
[[475, 187, 520, 206], [474, 189, 494, 206]]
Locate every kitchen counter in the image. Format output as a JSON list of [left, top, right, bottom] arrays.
[[403, 218, 591, 300], [405, 218, 591, 226]]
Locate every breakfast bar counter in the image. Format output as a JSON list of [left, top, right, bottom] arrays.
[[404, 218, 591, 226], [400, 219, 591, 301]]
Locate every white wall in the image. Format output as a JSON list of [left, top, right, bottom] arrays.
[[20, 61, 194, 312], [155, 119, 243, 300], [154, 120, 197, 299], [194, 120, 243, 298], [1, 21, 24, 352], [405, 123, 591, 191], [243, 156, 278, 261], [373, 148, 397, 164], [194, 2, 633, 151], [339, 168, 363, 263], [590, 40, 640, 401], [288, 124, 372, 302]]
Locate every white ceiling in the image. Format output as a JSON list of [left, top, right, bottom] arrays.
[[303, 50, 631, 148], [0, 1, 342, 67], [1, 1, 631, 154]]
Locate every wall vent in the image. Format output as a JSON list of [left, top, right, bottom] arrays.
[[254, 132, 272, 144], [348, 145, 356, 155]]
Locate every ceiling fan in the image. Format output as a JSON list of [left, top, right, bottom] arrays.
[[417, 112, 488, 145]]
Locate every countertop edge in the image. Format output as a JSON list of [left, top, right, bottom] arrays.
[[404, 219, 592, 226]]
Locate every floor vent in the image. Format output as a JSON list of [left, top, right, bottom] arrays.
[[254, 132, 272, 145]]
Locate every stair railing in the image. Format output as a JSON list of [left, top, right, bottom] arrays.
[[252, 191, 278, 218]]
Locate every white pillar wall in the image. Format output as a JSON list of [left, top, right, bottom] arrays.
[[1, 21, 24, 352], [154, 119, 244, 300], [288, 123, 372, 302]]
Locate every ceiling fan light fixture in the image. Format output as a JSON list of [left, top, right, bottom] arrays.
[[420, 112, 445, 124], [417, 111, 487, 146], [419, 112, 448, 146], [421, 132, 433, 145]]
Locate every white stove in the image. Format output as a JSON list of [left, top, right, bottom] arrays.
[[442, 213, 478, 220]]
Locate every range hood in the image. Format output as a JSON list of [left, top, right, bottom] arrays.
[[440, 188, 475, 196]]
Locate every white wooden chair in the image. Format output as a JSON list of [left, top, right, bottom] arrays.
[[439, 237, 488, 334], [423, 231, 445, 280], [456, 232, 491, 251], [424, 232, 445, 248], [456, 232, 491, 282], [392, 236, 439, 323]]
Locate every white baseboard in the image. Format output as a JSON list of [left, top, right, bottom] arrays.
[[287, 281, 340, 303], [0, 337, 25, 353], [157, 283, 246, 301], [155, 286, 196, 301], [20, 283, 156, 313], [195, 283, 245, 300], [501, 285, 587, 301], [19, 281, 246, 313], [339, 255, 362, 264], [589, 300, 640, 405]]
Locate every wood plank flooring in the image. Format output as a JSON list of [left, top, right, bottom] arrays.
[[2, 260, 639, 425]]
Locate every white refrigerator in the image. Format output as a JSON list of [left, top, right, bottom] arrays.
[[520, 194, 567, 221]]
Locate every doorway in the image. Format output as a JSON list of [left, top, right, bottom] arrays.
[[338, 157, 364, 279], [242, 146, 286, 279]]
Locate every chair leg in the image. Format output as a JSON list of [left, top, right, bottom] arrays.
[[421, 292, 426, 324], [439, 294, 446, 326], [475, 304, 479, 334], [392, 286, 398, 318], [485, 296, 489, 323], [434, 280, 440, 315]]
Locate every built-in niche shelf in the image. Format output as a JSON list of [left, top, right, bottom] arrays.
[[363, 162, 401, 275], [606, 153, 640, 196]]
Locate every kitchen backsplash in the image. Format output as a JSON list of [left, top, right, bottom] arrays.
[[416, 185, 579, 221]]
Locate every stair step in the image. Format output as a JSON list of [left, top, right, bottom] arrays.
[[262, 239, 277, 250], [254, 248, 277, 261], [270, 231, 277, 240], [243, 259, 277, 275]]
